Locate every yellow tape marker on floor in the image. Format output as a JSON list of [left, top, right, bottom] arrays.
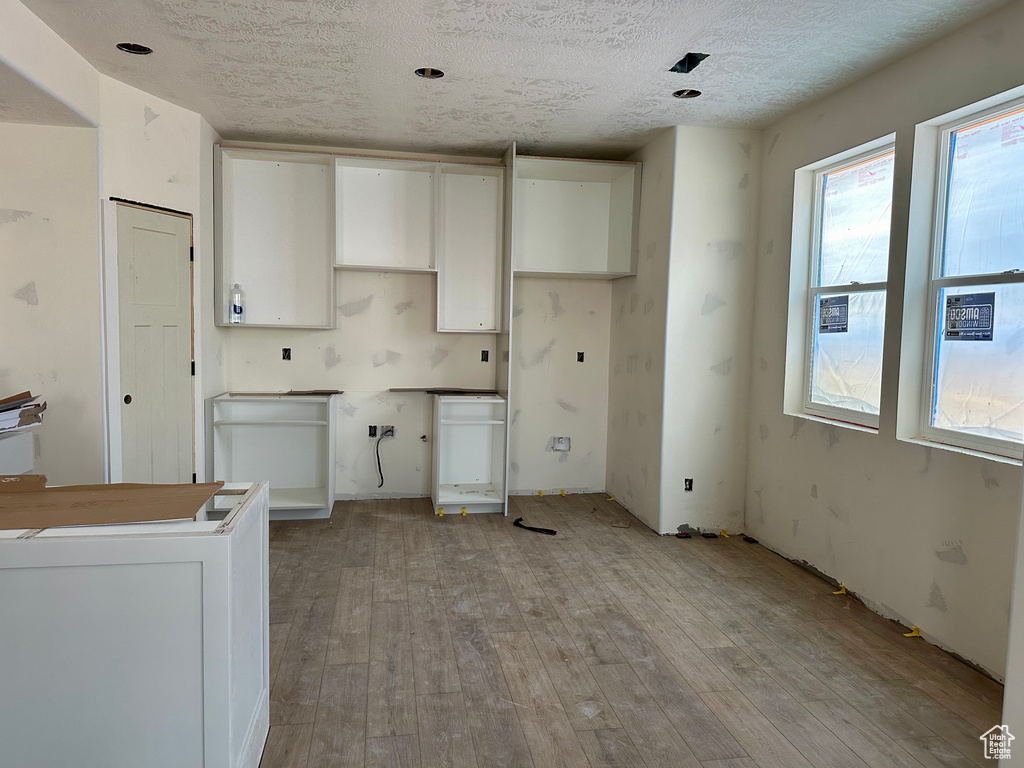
[[903, 626, 921, 638], [832, 584, 847, 596], [438, 508, 444, 516], [560, 489, 566, 496], [538, 490, 544, 497], [606, 495, 615, 501], [461, 507, 467, 516], [721, 529, 729, 538]]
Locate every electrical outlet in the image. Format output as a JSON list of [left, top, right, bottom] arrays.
[[684, 478, 693, 492], [382, 425, 395, 437], [481, 350, 489, 362], [577, 351, 584, 362], [282, 348, 291, 361], [368, 425, 377, 438]]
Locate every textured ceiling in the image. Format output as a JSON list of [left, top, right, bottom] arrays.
[[21, 0, 1006, 157]]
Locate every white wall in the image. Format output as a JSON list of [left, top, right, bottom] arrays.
[[0, 123, 102, 483], [509, 276, 611, 494], [1002, 462, 1024, 757], [746, 0, 1024, 677], [660, 126, 760, 534], [606, 129, 675, 530]]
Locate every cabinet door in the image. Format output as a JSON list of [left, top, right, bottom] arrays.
[[436, 166, 503, 332]]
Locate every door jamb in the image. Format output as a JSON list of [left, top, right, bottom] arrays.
[[100, 199, 195, 483]]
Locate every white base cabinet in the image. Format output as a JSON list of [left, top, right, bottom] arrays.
[[0, 482, 271, 768], [431, 395, 508, 515], [212, 394, 337, 519]]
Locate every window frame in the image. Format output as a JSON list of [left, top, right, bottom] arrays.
[[802, 144, 896, 430], [918, 99, 1024, 460]]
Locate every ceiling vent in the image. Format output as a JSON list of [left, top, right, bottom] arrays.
[[414, 67, 445, 79], [673, 89, 702, 99], [670, 53, 709, 74]]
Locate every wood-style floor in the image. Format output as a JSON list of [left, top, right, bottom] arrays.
[[261, 494, 1002, 768]]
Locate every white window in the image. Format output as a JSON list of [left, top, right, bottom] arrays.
[[802, 147, 895, 428], [920, 103, 1024, 458]]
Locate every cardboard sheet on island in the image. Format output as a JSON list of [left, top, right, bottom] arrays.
[[228, 390, 342, 396], [0, 475, 224, 530]]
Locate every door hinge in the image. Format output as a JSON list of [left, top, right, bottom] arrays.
[[189, 245, 194, 262], [190, 361, 196, 376], [192, 472, 197, 484]]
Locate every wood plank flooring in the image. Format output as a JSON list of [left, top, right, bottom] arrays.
[[261, 494, 1003, 768]]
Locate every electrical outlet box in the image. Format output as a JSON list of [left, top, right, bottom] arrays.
[[368, 425, 377, 438], [382, 426, 395, 437], [552, 436, 571, 452], [480, 350, 489, 362], [282, 348, 291, 361], [577, 351, 584, 362], [684, 478, 693, 492]]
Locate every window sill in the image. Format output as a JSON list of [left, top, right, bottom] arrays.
[[898, 435, 1022, 467], [784, 409, 879, 435]]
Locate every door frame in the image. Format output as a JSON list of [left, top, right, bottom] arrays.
[[100, 198, 196, 483]]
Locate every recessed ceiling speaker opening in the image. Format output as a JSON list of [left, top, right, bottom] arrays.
[[415, 67, 445, 79], [670, 53, 709, 73], [673, 89, 702, 99], [116, 42, 153, 55]]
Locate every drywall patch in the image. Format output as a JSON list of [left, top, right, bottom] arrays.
[[701, 293, 726, 315], [428, 346, 450, 369], [753, 487, 765, 524], [12, 282, 38, 306], [829, 505, 849, 522], [340, 294, 374, 317], [820, 424, 840, 449], [643, 297, 655, 316], [143, 106, 160, 125], [394, 300, 414, 315], [510, 461, 519, 474], [763, 239, 774, 260], [792, 519, 800, 537], [512, 304, 524, 319], [340, 404, 357, 417], [926, 581, 948, 612], [644, 354, 652, 373], [630, 292, 639, 314], [936, 542, 968, 565], [981, 465, 999, 489], [625, 353, 638, 374], [767, 132, 781, 156], [710, 241, 743, 262], [759, 424, 769, 441], [739, 142, 752, 158], [710, 357, 733, 376], [547, 291, 562, 319], [324, 346, 341, 369], [167, 173, 179, 184], [511, 409, 521, 426], [637, 411, 647, 427], [521, 338, 555, 369], [739, 173, 750, 189], [372, 350, 402, 368], [810, 483, 818, 498], [555, 399, 578, 413], [920, 446, 933, 474], [0, 208, 32, 225]]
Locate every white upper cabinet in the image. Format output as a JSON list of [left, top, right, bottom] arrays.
[[436, 164, 504, 333], [334, 157, 436, 272], [514, 157, 641, 278], [216, 148, 335, 328]]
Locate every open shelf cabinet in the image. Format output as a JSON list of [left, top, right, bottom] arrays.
[[211, 393, 337, 519], [514, 156, 640, 278], [431, 395, 507, 515]]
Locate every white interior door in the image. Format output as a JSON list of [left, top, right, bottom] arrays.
[[117, 205, 193, 483]]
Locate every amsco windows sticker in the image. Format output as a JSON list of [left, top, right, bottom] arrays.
[[945, 292, 995, 341], [819, 295, 848, 334]]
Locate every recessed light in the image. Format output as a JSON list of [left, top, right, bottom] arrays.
[[673, 89, 702, 99], [414, 67, 444, 79], [670, 53, 709, 74], [116, 42, 153, 55]]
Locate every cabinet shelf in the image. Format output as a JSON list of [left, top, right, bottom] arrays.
[[436, 483, 501, 504], [439, 419, 504, 425]]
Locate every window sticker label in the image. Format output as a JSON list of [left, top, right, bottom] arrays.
[[944, 292, 995, 341], [819, 295, 848, 334]]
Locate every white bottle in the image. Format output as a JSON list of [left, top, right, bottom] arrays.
[[230, 283, 244, 324]]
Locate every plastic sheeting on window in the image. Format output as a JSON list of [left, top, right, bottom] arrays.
[[944, 106, 1024, 277], [811, 291, 886, 415], [818, 152, 894, 287], [933, 284, 1024, 442]]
